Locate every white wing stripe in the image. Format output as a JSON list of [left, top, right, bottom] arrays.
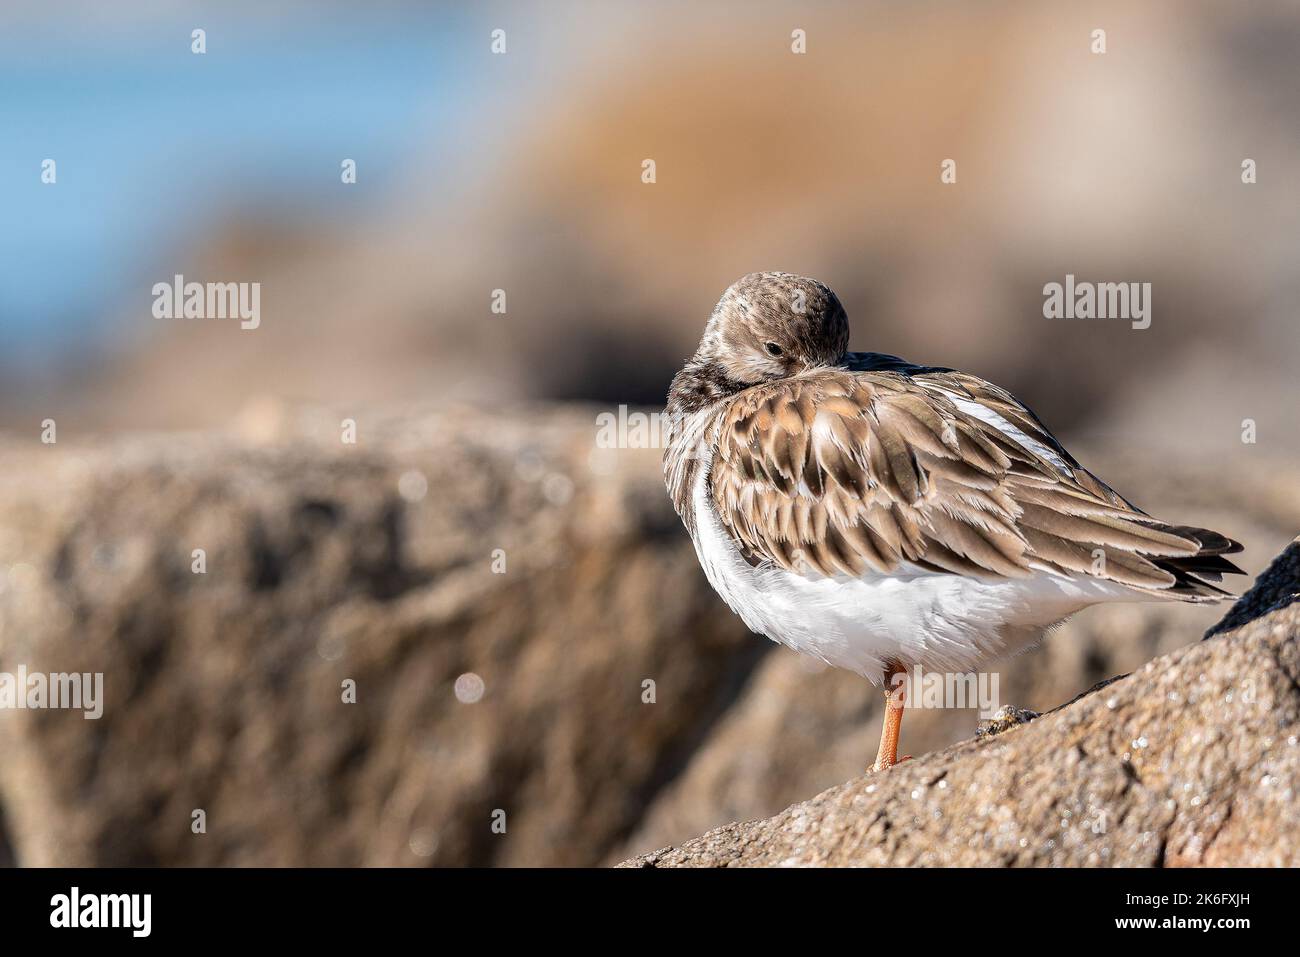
[[940, 392, 1073, 474]]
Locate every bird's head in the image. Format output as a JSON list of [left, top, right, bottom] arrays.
[[693, 271, 850, 388]]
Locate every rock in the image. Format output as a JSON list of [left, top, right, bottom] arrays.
[[1205, 536, 1300, 638], [621, 581, 1300, 867], [0, 405, 757, 866], [975, 705, 1041, 738]]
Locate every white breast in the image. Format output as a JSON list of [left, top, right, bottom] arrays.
[[688, 460, 1134, 683]]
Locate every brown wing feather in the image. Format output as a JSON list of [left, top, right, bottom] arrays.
[[709, 369, 1243, 599]]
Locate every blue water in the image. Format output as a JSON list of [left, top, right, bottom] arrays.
[[0, 5, 484, 369]]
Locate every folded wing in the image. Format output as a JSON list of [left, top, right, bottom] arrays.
[[710, 369, 1243, 599]]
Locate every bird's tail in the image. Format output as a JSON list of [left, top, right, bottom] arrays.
[[1145, 524, 1245, 601]]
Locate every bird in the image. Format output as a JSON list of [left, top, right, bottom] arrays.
[[663, 271, 1244, 772]]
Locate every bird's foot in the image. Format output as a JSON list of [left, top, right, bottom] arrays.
[[868, 754, 912, 774]]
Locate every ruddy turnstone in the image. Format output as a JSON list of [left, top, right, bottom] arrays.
[[663, 271, 1244, 772]]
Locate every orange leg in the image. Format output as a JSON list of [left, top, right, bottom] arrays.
[[871, 662, 908, 773]]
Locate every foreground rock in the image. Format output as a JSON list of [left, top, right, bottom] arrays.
[[623, 547, 1300, 867]]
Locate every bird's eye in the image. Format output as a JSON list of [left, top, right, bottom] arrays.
[[764, 342, 783, 357]]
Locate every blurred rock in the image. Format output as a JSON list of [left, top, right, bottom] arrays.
[[13, 2, 1298, 449], [0, 405, 758, 866], [623, 571, 1300, 867]]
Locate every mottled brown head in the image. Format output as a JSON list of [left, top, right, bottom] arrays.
[[697, 272, 849, 387]]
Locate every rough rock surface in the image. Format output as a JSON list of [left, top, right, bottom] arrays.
[[1206, 536, 1300, 638], [623, 566, 1300, 867]]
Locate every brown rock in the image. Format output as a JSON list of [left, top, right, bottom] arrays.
[[621, 589, 1300, 867], [0, 405, 756, 866], [1205, 536, 1300, 638]]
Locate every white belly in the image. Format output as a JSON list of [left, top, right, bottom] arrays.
[[689, 469, 1135, 682]]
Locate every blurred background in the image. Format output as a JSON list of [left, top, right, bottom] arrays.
[[0, 0, 1297, 866]]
